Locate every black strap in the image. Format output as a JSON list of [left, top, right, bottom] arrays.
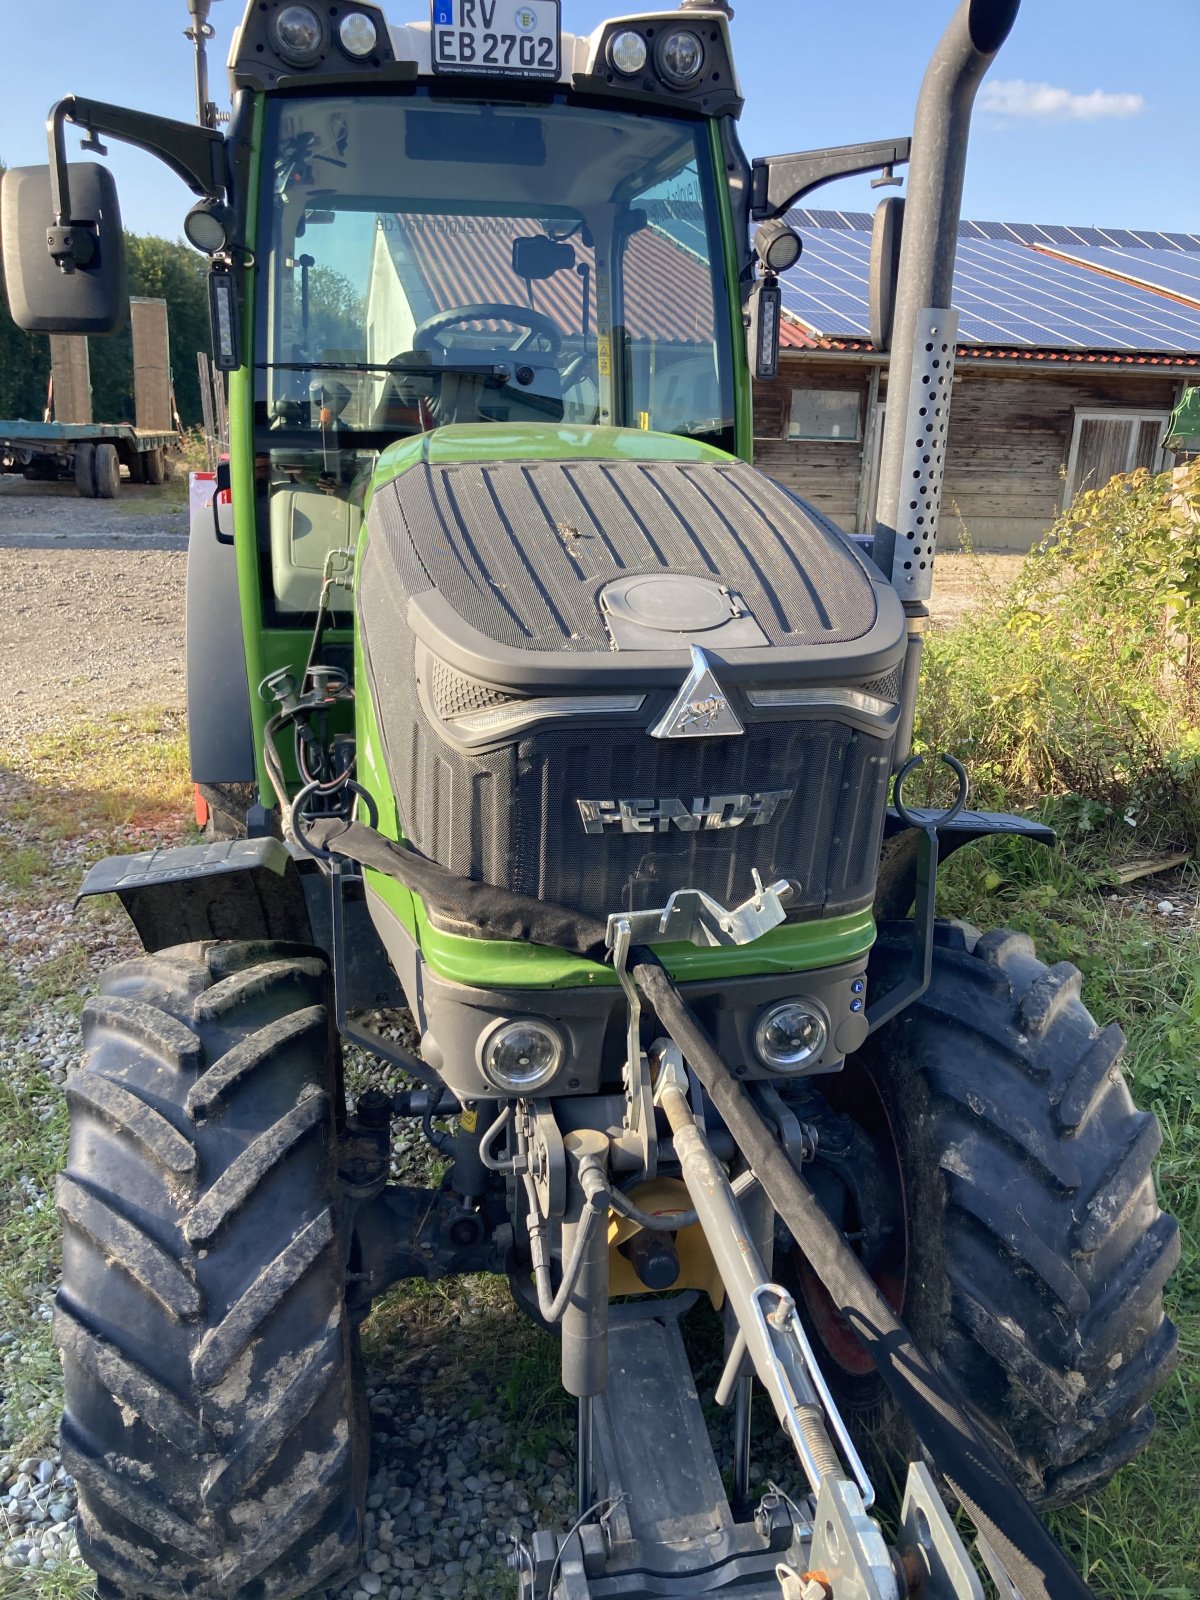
[[303, 817, 611, 964]]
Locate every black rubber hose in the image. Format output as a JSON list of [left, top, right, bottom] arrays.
[[631, 951, 1095, 1600]]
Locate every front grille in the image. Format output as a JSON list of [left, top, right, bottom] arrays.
[[399, 708, 894, 920], [431, 660, 516, 719]]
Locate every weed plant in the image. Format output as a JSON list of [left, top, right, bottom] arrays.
[[917, 460, 1200, 854]]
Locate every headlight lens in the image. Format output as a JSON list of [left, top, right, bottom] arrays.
[[608, 29, 648, 75], [656, 28, 704, 87], [481, 1019, 564, 1093], [754, 1000, 828, 1072], [273, 4, 326, 65], [338, 12, 378, 57], [755, 218, 804, 274]]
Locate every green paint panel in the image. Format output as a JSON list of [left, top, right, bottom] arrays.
[[410, 907, 878, 990], [369, 421, 732, 497]]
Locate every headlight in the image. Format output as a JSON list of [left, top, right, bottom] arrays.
[[608, 29, 648, 75], [183, 199, 231, 255], [754, 218, 804, 274], [338, 12, 378, 58], [272, 3, 326, 66], [656, 28, 705, 87], [480, 1019, 565, 1093], [754, 1000, 828, 1072]]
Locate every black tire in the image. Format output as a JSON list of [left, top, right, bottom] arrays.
[[56, 941, 367, 1599], [800, 922, 1179, 1509], [144, 447, 166, 486], [94, 441, 121, 499], [74, 442, 97, 498]]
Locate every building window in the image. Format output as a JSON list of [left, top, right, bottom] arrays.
[[788, 388, 861, 442], [1064, 410, 1173, 505]]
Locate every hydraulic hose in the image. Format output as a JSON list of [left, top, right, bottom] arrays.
[[631, 951, 1096, 1600]]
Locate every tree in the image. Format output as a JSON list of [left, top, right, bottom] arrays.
[[90, 235, 209, 426]]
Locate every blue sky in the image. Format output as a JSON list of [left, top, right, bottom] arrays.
[[0, 1, 1195, 239]]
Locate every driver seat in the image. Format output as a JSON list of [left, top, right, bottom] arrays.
[[371, 351, 564, 430]]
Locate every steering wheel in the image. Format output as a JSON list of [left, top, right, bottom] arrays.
[[410, 303, 561, 356]]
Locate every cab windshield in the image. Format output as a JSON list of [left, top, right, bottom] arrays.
[[254, 93, 736, 453]]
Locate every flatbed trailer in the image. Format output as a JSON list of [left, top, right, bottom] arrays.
[[0, 419, 177, 497]]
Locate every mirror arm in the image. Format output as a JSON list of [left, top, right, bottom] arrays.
[[750, 138, 912, 219], [46, 95, 226, 226]]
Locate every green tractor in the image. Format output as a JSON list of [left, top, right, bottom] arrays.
[[2, 2, 1178, 1597]]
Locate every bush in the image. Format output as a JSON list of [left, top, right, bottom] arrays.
[[916, 461, 1200, 852]]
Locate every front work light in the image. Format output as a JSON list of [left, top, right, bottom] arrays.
[[338, 12, 378, 57], [608, 29, 648, 75], [480, 1019, 565, 1093], [755, 218, 803, 274], [184, 198, 232, 255], [656, 28, 704, 87], [754, 999, 828, 1072], [272, 3, 326, 65]]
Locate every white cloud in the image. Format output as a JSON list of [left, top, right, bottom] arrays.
[[980, 79, 1144, 122]]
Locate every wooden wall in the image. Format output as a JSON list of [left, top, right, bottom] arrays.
[[940, 366, 1180, 549], [754, 356, 1183, 550], [751, 363, 869, 528]]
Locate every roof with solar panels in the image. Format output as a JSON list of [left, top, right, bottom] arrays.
[[776, 211, 1200, 366]]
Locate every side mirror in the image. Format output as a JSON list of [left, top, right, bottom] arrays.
[[869, 196, 903, 352], [512, 235, 576, 282], [1, 163, 126, 334]]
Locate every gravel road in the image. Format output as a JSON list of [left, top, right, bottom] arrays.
[[0, 480, 187, 745]]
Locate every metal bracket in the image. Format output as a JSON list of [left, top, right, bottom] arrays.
[[606, 873, 792, 956], [807, 1476, 898, 1600], [607, 877, 790, 1181], [899, 1462, 986, 1600]]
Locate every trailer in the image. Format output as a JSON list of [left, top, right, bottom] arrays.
[[0, 419, 176, 497]]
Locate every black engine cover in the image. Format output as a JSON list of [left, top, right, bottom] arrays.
[[359, 446, 906, 921]]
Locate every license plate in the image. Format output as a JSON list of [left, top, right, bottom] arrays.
[[430, 0, 561, 79]]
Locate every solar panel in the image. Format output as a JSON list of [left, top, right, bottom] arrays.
[[778, 218, 1200, 350], [1032, 243, 1200, 307], [953, 240, 1200, 349]]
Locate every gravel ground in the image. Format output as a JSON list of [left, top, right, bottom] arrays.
[[0, 476, 1024, 1597]]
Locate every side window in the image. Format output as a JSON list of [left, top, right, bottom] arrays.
[[622, 160, 724, 437]]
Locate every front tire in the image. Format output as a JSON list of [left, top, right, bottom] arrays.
[[800, 922, 1179, 1508], [56, 941, 367, 1598]]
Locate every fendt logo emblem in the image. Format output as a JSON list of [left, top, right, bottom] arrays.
[[649, 645, 744, 740], [677, 692, 727, 733], [577, 791, 793, 835]]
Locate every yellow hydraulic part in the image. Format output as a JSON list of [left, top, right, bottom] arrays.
[[606, 1178, 725, 1308]]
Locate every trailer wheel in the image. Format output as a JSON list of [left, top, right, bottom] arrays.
[[94, 441, 121, 499], [144, 446, 166, 485], [791, 923, 1179, 1509], [56, 941, 366, 1599], [74, 442, 97, 498]]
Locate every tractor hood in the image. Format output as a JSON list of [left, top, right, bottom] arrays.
[[355, 423, 905, 924]]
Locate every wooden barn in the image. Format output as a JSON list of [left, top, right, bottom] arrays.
[[760, 213, 1200, 549]]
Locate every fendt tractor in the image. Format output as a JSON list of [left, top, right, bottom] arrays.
[[2, 2, 1180, 1597]]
